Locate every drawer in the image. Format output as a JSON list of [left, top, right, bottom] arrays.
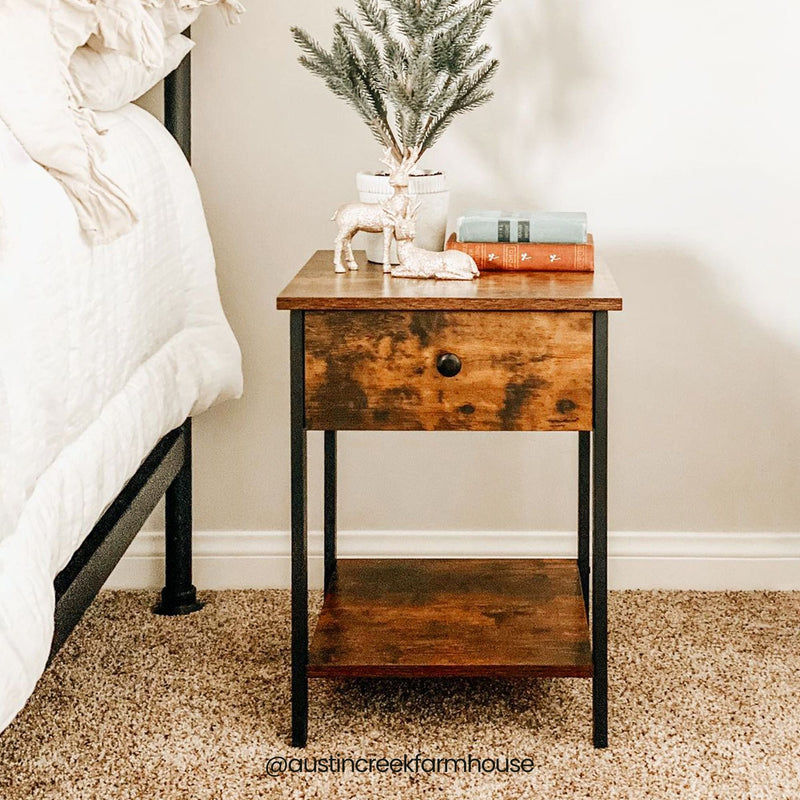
[[304, 311, 593, 431]]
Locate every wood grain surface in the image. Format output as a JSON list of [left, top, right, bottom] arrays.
[[308, 559, 593, 678], [277, 250, 622, 311], [304, 310, 593, 431]]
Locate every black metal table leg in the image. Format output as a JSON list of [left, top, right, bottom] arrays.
[[155, 419, 203, 616], [578, 430, 591, 620], [290, 311, 309, 748], [324, 431, 337, 593], [592, 311, 609, 749]]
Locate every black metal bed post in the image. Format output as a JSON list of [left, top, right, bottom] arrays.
[[163, 31, 191, 162], [155, 419, 202, 615], [578, 431, 591, 620], [291, 311, 309, 747], [592, 311, 609, 748], [154, 41, 201, 616]]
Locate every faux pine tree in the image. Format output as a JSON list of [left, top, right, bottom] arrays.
[[292, 0, 500, 170]]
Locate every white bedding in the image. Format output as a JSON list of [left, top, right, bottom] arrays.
[[0, 103, 243, 732]]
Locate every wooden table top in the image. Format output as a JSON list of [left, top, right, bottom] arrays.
[[277, 250, 622, 312]]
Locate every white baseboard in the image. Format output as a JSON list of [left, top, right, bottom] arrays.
[[105, 530, 800, 591]]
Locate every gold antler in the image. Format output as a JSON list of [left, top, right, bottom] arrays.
[[380, 147, 400, 173]]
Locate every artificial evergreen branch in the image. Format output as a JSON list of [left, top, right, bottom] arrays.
[[291, 0, 500, 168]]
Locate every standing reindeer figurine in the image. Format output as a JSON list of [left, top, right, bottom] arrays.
[[332, 148, 420, 273], [389, 204, 479, 281]]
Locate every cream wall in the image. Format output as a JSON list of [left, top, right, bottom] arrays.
[[156, 1, 800, 541]]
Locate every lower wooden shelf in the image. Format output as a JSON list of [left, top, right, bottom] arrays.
[[308, 558, 592, 679]]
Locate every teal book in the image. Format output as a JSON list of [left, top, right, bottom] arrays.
[[456, 211, 588, 244]]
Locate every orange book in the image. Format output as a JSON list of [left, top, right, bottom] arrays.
[[446, 233, 594, 272]]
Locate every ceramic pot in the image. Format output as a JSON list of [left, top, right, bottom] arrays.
[[355, 170, 450, 264]]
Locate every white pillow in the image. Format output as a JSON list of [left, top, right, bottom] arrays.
[[70, 1, 244, 113], [49, 0, 97, 52], [145, 0, 245, 37], [145, 1, 201, 37], [0, 0, 136, 244], [70, 34, 194, 112], [93, 0, 165, 68], [85, 1, 244, 66], [0, 0, 243, 243]]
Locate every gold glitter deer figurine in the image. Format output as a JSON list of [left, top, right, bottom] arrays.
[[388, 202, 479, 281], [332, 148, 420, 274]]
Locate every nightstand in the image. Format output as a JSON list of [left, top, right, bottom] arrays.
[[277, 251, 622, 748]]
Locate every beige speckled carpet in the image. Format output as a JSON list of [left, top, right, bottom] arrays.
[[0, 590, 798, 799]]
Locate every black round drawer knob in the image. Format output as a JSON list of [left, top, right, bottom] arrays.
[[436, 352, 462, 377]]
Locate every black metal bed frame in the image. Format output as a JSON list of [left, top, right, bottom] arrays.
[[49, 44, 202, 664]]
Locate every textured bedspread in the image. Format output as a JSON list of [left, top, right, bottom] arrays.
[[0, 103, 242, 732]]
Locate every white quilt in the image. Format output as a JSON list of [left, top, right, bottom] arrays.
[[0, 103, 243, 732]]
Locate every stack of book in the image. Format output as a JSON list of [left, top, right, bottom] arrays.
[[446, 211, 594, 272]]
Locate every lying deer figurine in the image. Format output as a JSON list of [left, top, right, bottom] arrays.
[[389, 204, 479, 281], [332, 148, 419, 273]]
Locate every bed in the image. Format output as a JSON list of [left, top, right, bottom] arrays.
[[0, 31, 242, 732]]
